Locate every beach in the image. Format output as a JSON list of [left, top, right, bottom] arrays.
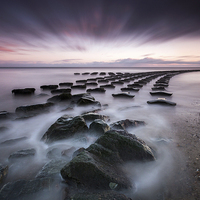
[[0, 67, 200, 199]]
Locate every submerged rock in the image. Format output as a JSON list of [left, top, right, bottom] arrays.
[[59, 82, 73, 87], [86, 88, 106, 93], [121, 87, 139, 92], [0, 111, 14, 120], [15, 102, 54, 117], [8, 148, 36, 160], [40, 85, 58, 90], [47, 93, 72, 103], [0, 136, 27, 146], [51, 89, 71, 94], [41, 115, 88, 143], [110, 119, 145, 131]]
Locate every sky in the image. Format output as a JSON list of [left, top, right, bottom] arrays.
[[1, 0, 200, 68]]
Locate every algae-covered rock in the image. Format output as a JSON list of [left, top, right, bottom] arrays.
[[41, 115, 88, 143]]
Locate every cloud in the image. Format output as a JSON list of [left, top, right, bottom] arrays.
[[1, 0, 200, 50]]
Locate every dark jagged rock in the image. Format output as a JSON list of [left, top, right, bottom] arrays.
[[41, 115, 88, 143], [0, 164, 8, 184], [12, 88, 35, 95], [121, 87, 139, 92], [51, 88, 71, 94], [8, 148, 36, 160], [0, 136, 27, 146], [59, 82, 73, 87], [89, 119, 110, 135], [86, 88, 106, 93], [100, 84, 115, 88], [61, 130, 155, 190], [36, 159, 68, 178], [151, 87, 166, 91], [40, 85, 58, 90], [81, 113, 109, 122], [150, 91, 172, 96], [112, 93, 135, 98], [71, 85, 86, 89], [0, 177, 62, 200], [110, 119, 145, 131], [77, 97, 101, 107], [147, 99, 176, 106], [47, 93, 72, 103], [15, 102, 54, 117]]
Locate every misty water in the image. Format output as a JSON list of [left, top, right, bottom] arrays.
[[0, 67, 200, 199]]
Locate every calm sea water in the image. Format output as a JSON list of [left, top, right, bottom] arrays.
[[0, 67, 200, 199]]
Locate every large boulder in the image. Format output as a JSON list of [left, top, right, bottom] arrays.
[[15, 102, 54, 117], [41, 115, 88, 143], [61, 130, 155, 191]]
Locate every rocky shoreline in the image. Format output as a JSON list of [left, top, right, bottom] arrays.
[[0, 69, 200, 199]]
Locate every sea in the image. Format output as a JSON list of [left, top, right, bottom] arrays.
[[0, 67, 200, 199]]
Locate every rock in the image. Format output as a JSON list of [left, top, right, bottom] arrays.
[[111, 81, 124, 85], [87, 78, 97, 81], [90, 72, 98, 75], [112, 93, 135, 98], [121, 88, 139, 92], [51, 89, 71, 94], [61, 147, 76, 158], [110, 119, 145, 131], [61, 130, 155, 191], [0, 164, 8, 184], [89, 119, 110, 135], [98, 80, 109, 83], [0, 136, 27, 146], [59, 82, 73, 87], [72, 93, 93, 101], [77, 97, 101, 107], [86, 88, 106, 93], [71, 85, 86, 89], [76, 80, 87, 83], [41, 115, 88, 143], [74, 73, 80, 75], [47, 93, 72, 103], [150, 91, 172, 96], [81, 113, 109, 122], [12, 88, 35, 95], [8, 148, 36, 160], [100, 84, 115, 88], [85, 82, 98, 86], [127, 83, 143, 88], [15, 102, 54, 117], [82, 72, 90, 75], [0, 111, 14, 120], [0, 177, 62, 200], [153, 83, 169, 87], [99, 72, 106, 75], [151, 87, 166, 91], [36, 159, 68, 178], [147, 99, 176, 106], [40, 85, 58, 90]]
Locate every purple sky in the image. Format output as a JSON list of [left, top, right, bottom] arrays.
[[1, 0, 200, 67]]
